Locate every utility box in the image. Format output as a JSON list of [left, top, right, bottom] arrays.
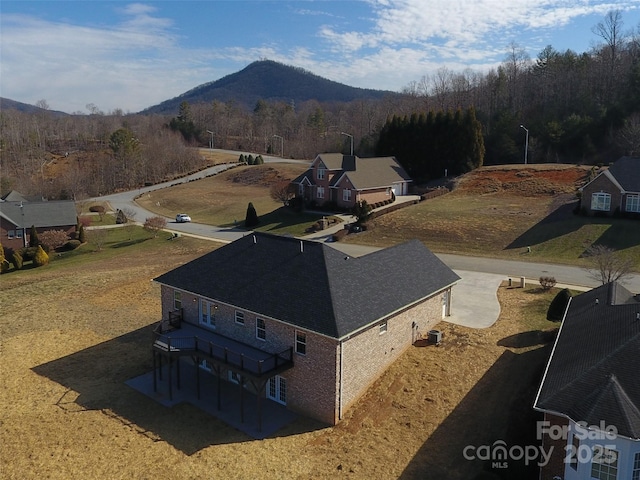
[[428, 329, 442, 344]]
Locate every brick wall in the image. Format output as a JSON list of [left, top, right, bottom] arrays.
[[581, 174, 622, 215], [539, 413, 569, 480], [339, 291, 445, 415], [359, 189, 392, 206]]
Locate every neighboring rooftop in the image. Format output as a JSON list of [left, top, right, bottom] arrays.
[[154, 233, 459, 339], [534, 282, 640, 439], [0, 198, 77, 228], [607, 156, 640, 191]]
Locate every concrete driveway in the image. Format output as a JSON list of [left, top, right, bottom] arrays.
[[445, 270, 506, 329]]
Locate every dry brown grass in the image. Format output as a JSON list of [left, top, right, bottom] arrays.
[[1, 235, 558, 480]]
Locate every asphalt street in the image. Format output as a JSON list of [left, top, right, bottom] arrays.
[[91, 149, 640, 328]]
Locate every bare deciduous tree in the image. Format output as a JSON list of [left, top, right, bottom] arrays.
[[583, 244, 635, 285], [143, 216, 167, 238], [270, 180, 294, 206]]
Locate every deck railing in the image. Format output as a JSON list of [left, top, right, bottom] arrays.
[[153, 330, 293, 377]]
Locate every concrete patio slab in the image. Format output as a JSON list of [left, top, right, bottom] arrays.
[[445, 270, 505, 329]]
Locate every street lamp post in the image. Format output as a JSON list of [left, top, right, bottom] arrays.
[[206, 130, 214, 151], [272, 134, 284, 157], [519, 124, 529, 165], [341, 132, 353, 155]]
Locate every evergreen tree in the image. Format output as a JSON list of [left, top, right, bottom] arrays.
[[33, 245, 49, 267], [29, 225, 40, 247], [245, 202, 259, 228]]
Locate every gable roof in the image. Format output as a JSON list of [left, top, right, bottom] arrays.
[[534, 282, 640, 439], [608, 156, 640, 192], [580, 156, 640, 193], [0, 200, 77, 228], [332, 157, 412, 190], [154, 233, 459, 339]]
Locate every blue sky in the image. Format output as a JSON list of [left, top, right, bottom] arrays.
[[2, 0, 639, 114]]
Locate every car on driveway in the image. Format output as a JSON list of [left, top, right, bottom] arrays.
[[175, 213, 191, 223]]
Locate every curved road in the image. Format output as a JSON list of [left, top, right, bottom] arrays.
[[94, 150, 640, 293]]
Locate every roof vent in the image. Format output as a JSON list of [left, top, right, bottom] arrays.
[[636, 312, 640, 321], [300, 240, 304, 253], [253, 235, 256, 244], [595, 298, 599, 305]]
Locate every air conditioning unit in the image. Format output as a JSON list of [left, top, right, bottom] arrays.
[[428, 329, 442, 344]]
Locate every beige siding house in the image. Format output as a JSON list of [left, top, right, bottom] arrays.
[[152, 233, 459, 427]]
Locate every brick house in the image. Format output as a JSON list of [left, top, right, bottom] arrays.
[[0, 193, 77, 250], [533, 282, 640, 480], [151, 232, 459, 427], [579, 156, 640, 217], [291, 153, 412, 209]]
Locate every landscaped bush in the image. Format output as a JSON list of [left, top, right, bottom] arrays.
[[332, 228, 349, 242], [0, 244, 10, 273], [78, 223, 87, 243], [245, 202, 259, 227], [12, 250, 23, 270], [33, 245, 49, 266], [116, 209, 127, 224], [547, 288, 572, 321], [89, 205, 105, 214], [39, 230, 70, 250], [539, 276, 557, 291], [63, 240, 81, 251], [29, 225, 40, 247]]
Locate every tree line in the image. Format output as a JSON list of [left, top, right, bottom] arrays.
[[1, 10, 638, 200]]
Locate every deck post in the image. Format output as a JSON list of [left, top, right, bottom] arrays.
[[217, 373, 221, 410], [257, 390, 262, 432], [177, 356, 181, 390], [240, 376, 244, 424], [168, 356, 173, 401], [153, 350, 157, 392], [196, 358, 201, 400]]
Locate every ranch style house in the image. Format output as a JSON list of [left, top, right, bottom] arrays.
[[151, 232, 459, 427], [534, 282, 640, 480], [579, 156, 640, 217], [291, 153, 412, 209], [0, 191, 77, 251]]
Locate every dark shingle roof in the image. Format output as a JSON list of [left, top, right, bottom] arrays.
[[154, 233, 460, 339], [0, 200, 77, 228], [535, 282, 640, 439], [607, 156, 640, 192]]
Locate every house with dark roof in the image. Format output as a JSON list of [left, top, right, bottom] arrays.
[[579, 156, 640, 217], [533, 282, 640, 480], [151, 232, 459, 427], [291, 153, 412, 209], [0, 195, 77, 250]]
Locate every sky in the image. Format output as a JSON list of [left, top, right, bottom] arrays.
[[1, 0, 640, 114]]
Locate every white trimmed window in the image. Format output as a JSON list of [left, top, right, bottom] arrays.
[[632, 451, 640, 480], [173, 291, 182, 310], [16, 230, 23, 238], [591, 192, 611, 211], [626, 194, 640, 213], [256, 318, 266, 340], [228, 371, 241, 384], [298, 183, 304, 195], [317, 186, 325, 199], [295, 331, 306, 355], [235, 310, 245, 325], [317, 167, 325, 180], [7, 230, 15, 239], [590, 446, 618, 480], [379, 322, 388, 334], [343, 189, 351, 202], [569, 434, 579, 471]]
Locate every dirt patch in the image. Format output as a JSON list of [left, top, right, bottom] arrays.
[[0, 237, 558, 480], [227, 165, 293, 186]]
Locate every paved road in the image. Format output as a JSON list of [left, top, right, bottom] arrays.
[[92, 148, 640, 317]]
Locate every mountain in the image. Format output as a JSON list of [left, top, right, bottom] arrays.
[[0, 97, 68, 116], [141, 60, 397, 115]]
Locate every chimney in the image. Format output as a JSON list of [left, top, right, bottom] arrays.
[[342, 155, 356, 171]]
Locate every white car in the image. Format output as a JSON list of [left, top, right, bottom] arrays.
[[175, 213, 191, 223]]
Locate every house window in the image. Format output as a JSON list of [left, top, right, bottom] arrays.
[[267, 375, 287, 405], [379, 322, 388, 334], [7, 230, 15, 239], [317, 167, 325, 180], [295, 331, 306, 355], [343, 189, 351, 202], [228, 370, 241, 384], [590, 446, 618, 480], [632, 451, 640, 480], [626, 194, 640, 213], [16, 230, 23, 238], [200, 300, 216, 329], [591, 192, 611, 211], [631, 452, 640, 480], [317, 186, 325, 199], [298, 183, 304, 195], [569, 434, 579, 470], [256, 318, 266, 340], [234, 310, 245, 325], [173, 291, 182, 310]]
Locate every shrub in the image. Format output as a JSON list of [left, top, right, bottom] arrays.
[[89, 205, 105, 214], [539, 276, 557, 291], [245, 202, 259, 227], [29, 225, 40, 247], [12, 250, 23, 270], [254, 155, 264, 165], [143, 216, 167, 237], [78, 223, 86, 243], [246, 155, 255, 165], [63, 240, 81, 251], [332, 229, 349, 242], [39, 230, 70, 250], [0, 243, 9, 273], [115, 209, 128, 224], [547, 288, 572, 321], [33, 245, 49, 266]]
